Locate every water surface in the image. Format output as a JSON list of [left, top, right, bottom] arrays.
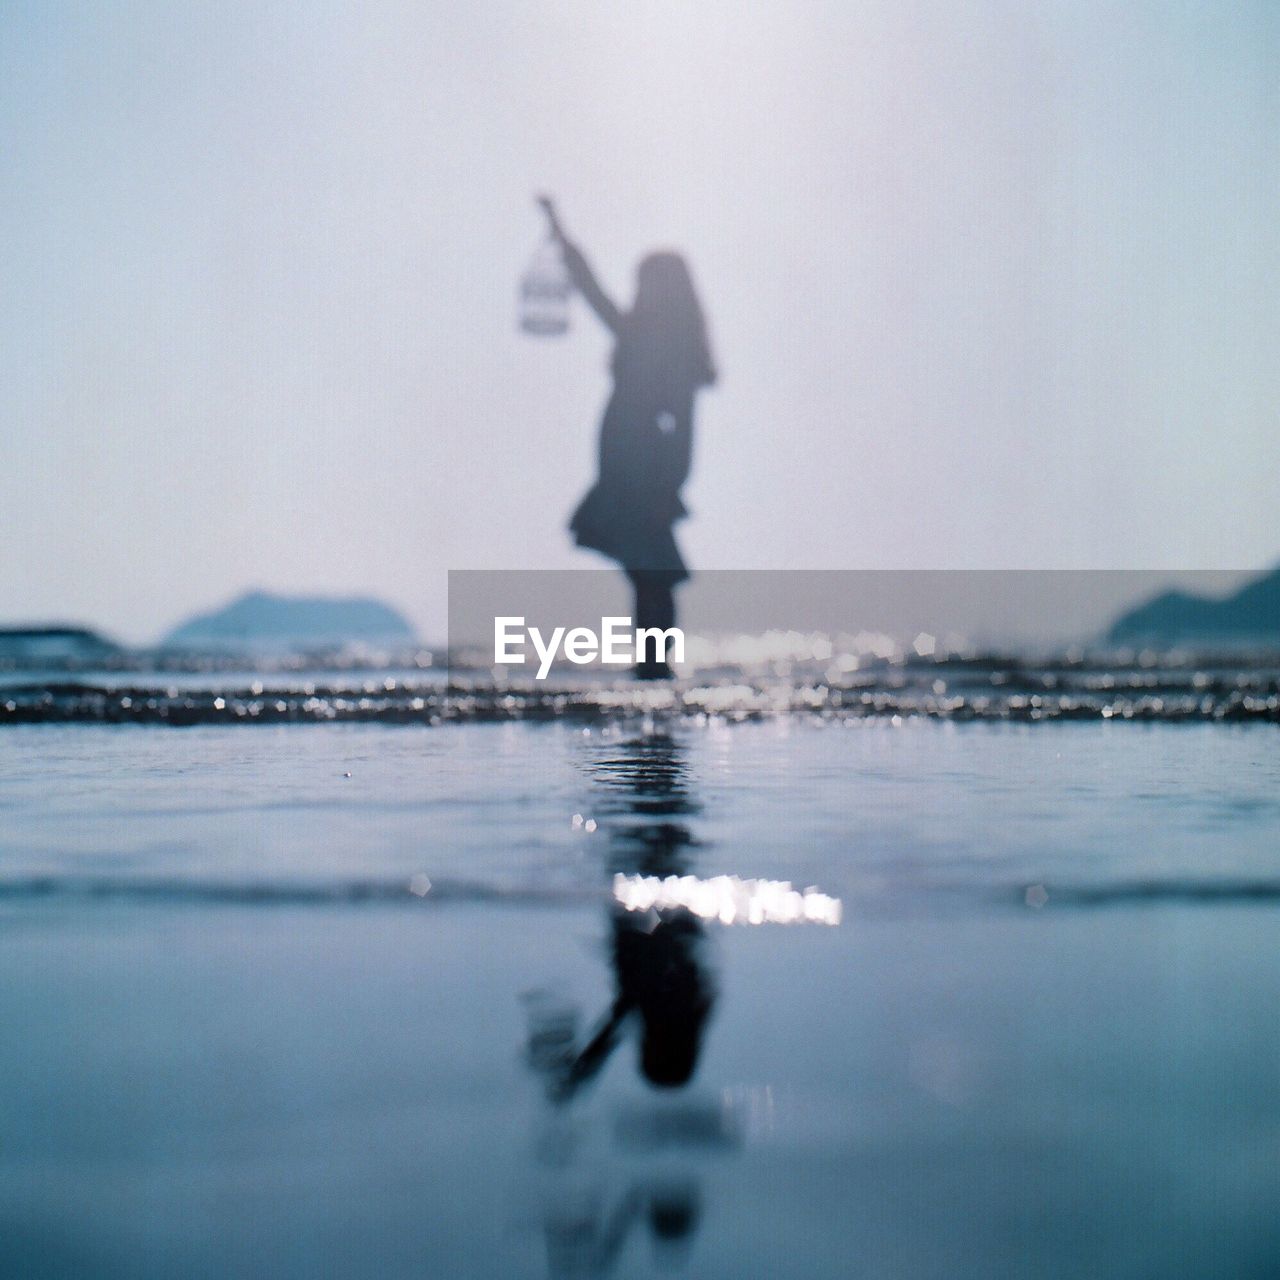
[[2, 719, 1278, 1277]]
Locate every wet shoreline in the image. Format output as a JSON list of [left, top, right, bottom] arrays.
[[4, 664, 1280, 725]]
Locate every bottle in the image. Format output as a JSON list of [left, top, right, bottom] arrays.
[[519, 237, 571, 337]]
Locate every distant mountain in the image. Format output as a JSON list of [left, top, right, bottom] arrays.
[[1107, 567, 1280, 645], [164, 590, 417, 652]]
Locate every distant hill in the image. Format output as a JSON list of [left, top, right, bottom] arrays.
[[164, 591, 417, 652], [1107, 567, 1280, 645], [0, 626, 119, 661]]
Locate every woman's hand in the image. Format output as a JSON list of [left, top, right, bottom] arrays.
[[535, 196, 621, 332], [536, 194, 566, 244]]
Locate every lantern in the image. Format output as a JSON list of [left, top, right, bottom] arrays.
[[518, 238, 571, 336]]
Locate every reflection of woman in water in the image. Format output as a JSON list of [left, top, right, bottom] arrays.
[[539, 197, 717, 679], [550, 737, 716, 1097], [558, 906, 713, 1095], [525, 737, 717, 1276]]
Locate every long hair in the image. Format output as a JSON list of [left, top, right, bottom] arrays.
[[612, 251, 717, 393]]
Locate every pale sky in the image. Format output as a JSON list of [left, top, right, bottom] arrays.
[[2, 0, 1277, 643]]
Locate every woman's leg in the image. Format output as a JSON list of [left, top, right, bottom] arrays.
[[628, 570, 677, 678]]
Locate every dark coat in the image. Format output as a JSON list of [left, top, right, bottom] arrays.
[[569, 374, 695, 579], [562, 243, 706, 581]]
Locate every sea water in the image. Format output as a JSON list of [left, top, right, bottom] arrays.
[[1, 712, 1278, 1277]]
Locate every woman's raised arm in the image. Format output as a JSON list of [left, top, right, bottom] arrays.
[[538, 196, 622, 334]]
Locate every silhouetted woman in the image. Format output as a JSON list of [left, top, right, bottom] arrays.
[[539, 197, 717, 678]]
